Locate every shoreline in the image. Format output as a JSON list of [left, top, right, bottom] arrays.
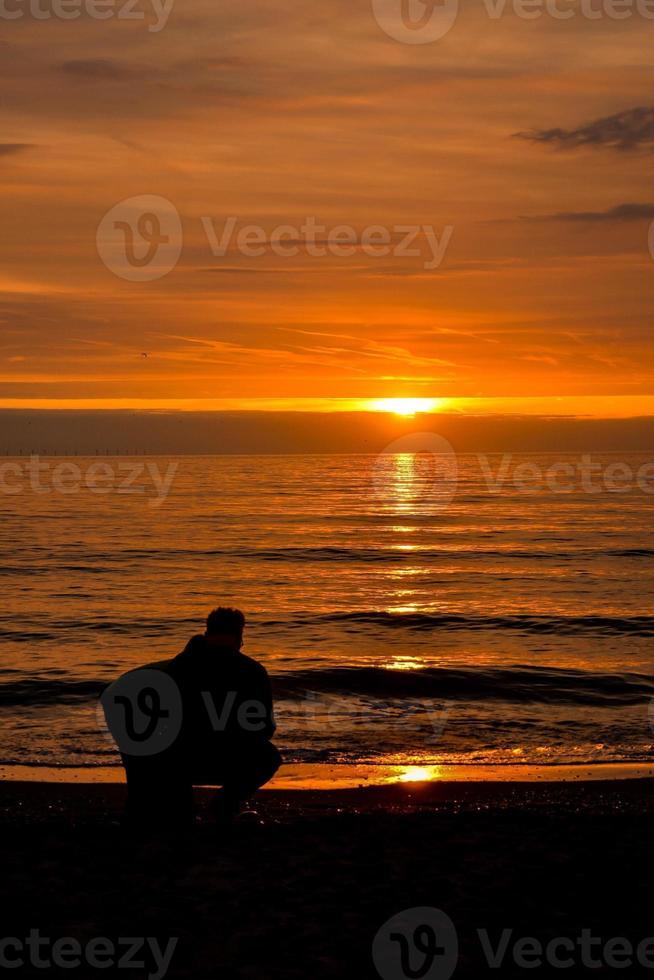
[[2, 766, 654, 827], [2, 759, 653, 789], [3, 775, 654, 826]]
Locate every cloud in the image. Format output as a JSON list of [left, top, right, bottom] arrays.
[[59, 60, 127, 80], [0, 144, 32, 157], [522, 203, 654, 222], [516, 106, 654, 151]]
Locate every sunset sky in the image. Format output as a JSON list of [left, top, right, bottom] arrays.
[[2, 0, 654, 413]]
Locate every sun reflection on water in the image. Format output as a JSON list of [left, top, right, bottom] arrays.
[[383, 655, 425, 671], [395, 766, 442, 783]]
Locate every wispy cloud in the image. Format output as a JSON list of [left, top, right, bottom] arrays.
[[516, 106, 654, 151], [521, 203, 654, 222], [60, 60, 128, 80], [0, 144, 33, 157]]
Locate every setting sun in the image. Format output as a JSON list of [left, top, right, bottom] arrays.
[[367, 398, 445, 417]]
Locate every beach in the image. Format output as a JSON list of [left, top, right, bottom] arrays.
[[3, 775, 654, 978]]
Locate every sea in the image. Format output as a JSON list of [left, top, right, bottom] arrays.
[[1, 451, 654, 777]]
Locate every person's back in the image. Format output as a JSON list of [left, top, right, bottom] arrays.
[[164, 629, 277, 779], [104, 607, 281, 829]]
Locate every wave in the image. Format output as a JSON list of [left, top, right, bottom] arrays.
[[0, 679, 107, 706], [271, 611, 654, 637], [9, 545, 654, 566], [240, 546, 654, 564], [608, 548, 654, 558], [0, 616, 200, 641], [230, 546, 561, 563], [3, 664, 653, 708], [3, 608, 654, 644], [274, 664, 654, 705]]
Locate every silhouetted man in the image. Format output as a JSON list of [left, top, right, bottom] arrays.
[[104, 607, 281, 829]]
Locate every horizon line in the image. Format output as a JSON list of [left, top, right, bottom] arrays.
[[1, 395, 654, 419]]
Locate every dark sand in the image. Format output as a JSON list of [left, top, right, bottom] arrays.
[[2, 778, 654, 978]]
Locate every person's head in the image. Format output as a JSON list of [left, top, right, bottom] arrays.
[[205, 606, 246, 649]]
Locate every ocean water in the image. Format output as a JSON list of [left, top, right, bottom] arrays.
[[1, 452, 654, 773]]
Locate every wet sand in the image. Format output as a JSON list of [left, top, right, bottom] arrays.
[[2, 777, 654, 978]]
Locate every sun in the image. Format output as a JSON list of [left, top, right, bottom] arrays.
[[367, 398, 445, 417]]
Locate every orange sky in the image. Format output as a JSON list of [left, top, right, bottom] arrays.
[[2, 0, 654, 412]]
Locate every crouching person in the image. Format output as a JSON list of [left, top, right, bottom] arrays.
[[102, 607, 281, 830]]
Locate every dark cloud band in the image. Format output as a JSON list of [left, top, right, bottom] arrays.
[[516, 106, 654, 151]]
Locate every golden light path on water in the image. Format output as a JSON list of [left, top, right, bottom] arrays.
[[377, 454, 447, 789], [395, 766, 443, 783], [377, 451, 437, 615], [383, 655, 425, 671]]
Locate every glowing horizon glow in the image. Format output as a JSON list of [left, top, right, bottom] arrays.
[[2, 396, 654, 418], [367, 398, 446, 417]]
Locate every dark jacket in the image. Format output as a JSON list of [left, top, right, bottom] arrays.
[[168, 633, 274, 734], [144, 636, 276, 776]]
